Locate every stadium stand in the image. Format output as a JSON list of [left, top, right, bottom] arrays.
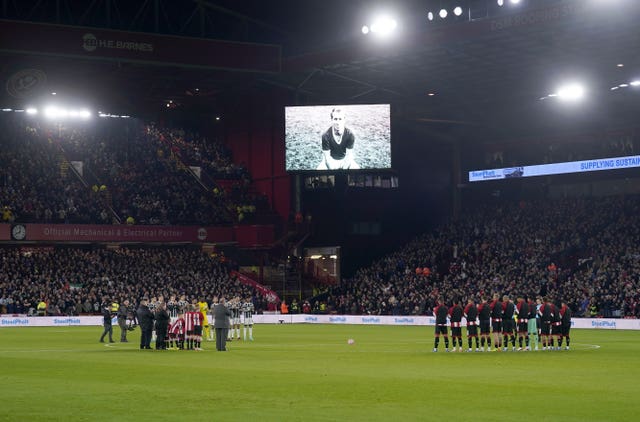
[[0, 114, 268, 226], [322, 195, 640, 319], [0, 246, 264, 316]]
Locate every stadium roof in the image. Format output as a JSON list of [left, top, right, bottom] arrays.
[[1, 0, 639, 142]]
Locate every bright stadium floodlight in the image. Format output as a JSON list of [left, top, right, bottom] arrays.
[[362, 25, 370, 34], [497, 0, 505, 6], [630, 80, 640, 87], [510, 0, 522, 4], [439, 9, 448, 19], [427, 11, 434, 21], [26, 108, 38, 115], [454, 6, 463, 16], [370, 15, 397, 37], [556, 83, 586, 102]]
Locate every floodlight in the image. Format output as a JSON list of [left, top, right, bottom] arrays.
[[630, 81, 640, 86], [497, 0, 504, 6], [427, 12, 434, 21], [619, 83, 629, 88], [362, 25, 370, 34], [80, 110, 91, 119], [26, 108, 38, 115], [370, 16, 397, 36], [556, 83, 585, 101], [1, 108, 12, 112], [510, 0, 521, 4], [439, 9, 448, 19], [454, 6, 463, 16]]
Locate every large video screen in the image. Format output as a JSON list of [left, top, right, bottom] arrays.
[[285, 104, 391, 171], [468, 154, 640, 182]]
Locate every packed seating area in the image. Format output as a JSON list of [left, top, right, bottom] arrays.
[[0, 246, 269, 316], [323, 195, 640, 318], [0, 118, 111, 224], [0, 115, 264, 226]]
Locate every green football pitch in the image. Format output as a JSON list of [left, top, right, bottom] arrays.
[[1, 325, 639, 421]]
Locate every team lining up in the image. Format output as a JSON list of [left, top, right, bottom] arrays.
[[432, 294, 572, 352]]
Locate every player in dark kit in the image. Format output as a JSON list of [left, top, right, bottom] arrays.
[[477, 296, 492, 351], [464, 298, 480, 352], [490, 294, 503, 351], [539, 297, 554, 350], [551, 301, 563, 350], [449, 299, 464, 352], [433, 297, 450, 352], [501, 295, 516, 351], [527, 297, 539, 351], [559, 301, 572, 350], [515, 296, 529, 351]]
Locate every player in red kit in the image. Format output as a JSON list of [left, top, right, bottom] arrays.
[[184, 305, 204, 350], [433, 297, 450, 352], [168, 312, 185, 350], [464, 298, 480, 352]]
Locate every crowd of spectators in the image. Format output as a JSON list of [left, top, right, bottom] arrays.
[[322, 195, 640, 318], [0, 118, 111, 224], [1, 115, 266, 226], [0, 246, 268, 316]]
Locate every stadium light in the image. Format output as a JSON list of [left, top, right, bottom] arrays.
[[369, 15, 398, 37], [454, 6, 463, 16], [497, 0, 505, 6], [556, 83, 586, 102], [439, 9, 448, 19], [630, 80, 640, 87], [26, 108, 38, 115], [43, 106, 92, 120], [362, 25, 370, 34], [510, 0, 522, 4], [427, 11, 434, 21]]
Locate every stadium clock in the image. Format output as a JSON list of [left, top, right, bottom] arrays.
[[11, 224, 26, 240]]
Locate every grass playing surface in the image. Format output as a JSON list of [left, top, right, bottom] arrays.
[[1, 325, 639, 421]]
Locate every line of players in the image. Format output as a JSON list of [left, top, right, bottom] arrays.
[[149, 295, 255, 350], [433, 294, 572, 352]]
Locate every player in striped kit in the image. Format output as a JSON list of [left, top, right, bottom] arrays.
[[177, 295, 189, 314], [185, 305, 204, 350], [241, 297, 255, 341], [168, 312, 186, 350], [167, 295, 179, 320], [227, 297, 242, 341]]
